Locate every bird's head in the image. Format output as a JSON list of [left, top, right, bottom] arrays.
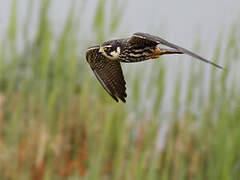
[[99, 40, 121, 60]]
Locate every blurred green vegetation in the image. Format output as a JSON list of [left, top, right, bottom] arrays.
[[0, 0, 240, 179]]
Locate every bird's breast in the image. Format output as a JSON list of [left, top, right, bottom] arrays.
[[119, 46, 155, 63]]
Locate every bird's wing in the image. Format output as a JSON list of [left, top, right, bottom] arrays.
[[127, 33, 159, 49], [86, 46, 127, 103], [129, 32, 223, 69]]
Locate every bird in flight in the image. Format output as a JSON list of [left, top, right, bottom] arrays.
[[86, 32, 223, 103]]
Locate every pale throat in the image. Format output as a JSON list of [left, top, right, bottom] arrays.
[[105, 47, 121, 60]]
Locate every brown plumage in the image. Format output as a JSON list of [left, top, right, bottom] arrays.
[[86, 32, 224, 103], [86, 46, 127, 102]]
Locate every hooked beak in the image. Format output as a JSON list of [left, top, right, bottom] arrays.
[[99, 47, 104, 54]]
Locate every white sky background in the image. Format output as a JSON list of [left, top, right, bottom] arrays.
[[0, 0, 239, 41], [0, 0, 239, 113]]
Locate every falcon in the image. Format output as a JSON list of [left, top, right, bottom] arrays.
[[86, 32, 223, 103]]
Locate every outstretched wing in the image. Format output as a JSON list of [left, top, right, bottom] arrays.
[[86, 46, 127, 103], [129, 32, 223, 69]]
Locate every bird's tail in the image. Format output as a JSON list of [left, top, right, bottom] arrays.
[[158, 48, 183, 55], [150, 48, 183, 59]]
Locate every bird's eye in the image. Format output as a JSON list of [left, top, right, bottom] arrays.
[[102, 45, 112, 51], [104, 47, 111, 51]]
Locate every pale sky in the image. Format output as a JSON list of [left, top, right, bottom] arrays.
[[0, 0, 239, 42]]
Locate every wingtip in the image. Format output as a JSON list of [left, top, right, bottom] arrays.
[[210, 62, 225, 70], [115, 96, 126, 103], [113, 96, 119, 102], [220, 66, 227, 71], [120, 98, 126, 103], [114, 94, 127, 103]]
